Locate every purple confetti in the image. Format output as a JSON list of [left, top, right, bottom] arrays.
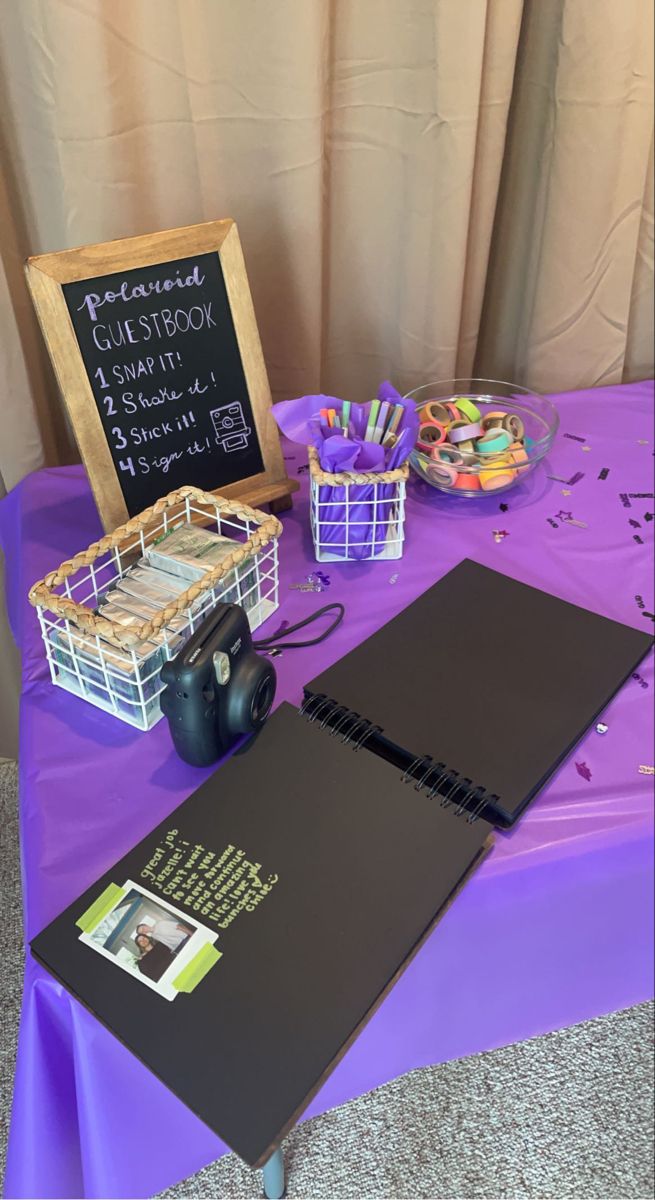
[[629, 518, 642, 528], [644, 513, 654, 522], [634, 535, 644, 544], [632, 673, 649, 690], [499, 503, 509, 513], [297, 463, 310, 475], [619, 493, 632, 508], [555, 510, 573, 522], [576, 761, 592, 781], [547, 517, 559, 529], [598, 467, 610, 480], [564, 433, 586, 443], [629, 492, 655, 499], [568, 472, 585, 486]]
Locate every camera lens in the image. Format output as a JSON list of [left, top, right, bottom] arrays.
[[251, 671, 275, 725]]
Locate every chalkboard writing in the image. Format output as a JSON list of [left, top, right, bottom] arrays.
[[62, 252, 264, 516]]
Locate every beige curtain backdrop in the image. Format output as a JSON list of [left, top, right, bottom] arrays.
[[0, 0, 653, 754]]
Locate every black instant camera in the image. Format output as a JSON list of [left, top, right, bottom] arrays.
[[160, 603, 276, 766]]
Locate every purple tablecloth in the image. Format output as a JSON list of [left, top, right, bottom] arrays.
[[2, 382, 654, 1199]]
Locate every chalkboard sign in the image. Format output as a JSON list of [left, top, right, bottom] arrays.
[[26, 220, 297, 530]]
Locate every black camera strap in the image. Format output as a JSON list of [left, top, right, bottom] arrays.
[[253, 603, 345, 652]]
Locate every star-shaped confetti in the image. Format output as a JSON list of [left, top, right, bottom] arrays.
[[555, 510, 573, 522]]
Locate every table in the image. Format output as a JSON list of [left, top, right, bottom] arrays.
[[1, 382, 653, 1199]]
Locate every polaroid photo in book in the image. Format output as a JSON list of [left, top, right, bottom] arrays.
[[78, 880, 218, 1000]]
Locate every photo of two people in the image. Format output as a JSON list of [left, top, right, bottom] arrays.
[[80, 881, 217, 997]]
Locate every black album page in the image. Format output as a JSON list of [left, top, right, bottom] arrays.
[[31, 702, 492, 1166], [305, 559, 653, 825]]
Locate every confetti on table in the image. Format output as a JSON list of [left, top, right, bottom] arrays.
[[555, 510, 573, 522], [561, 489, 571, 496], [632, 673, 649, 690], [637, 439, 649, 445], [546, 517, 559, 529], [492, 530, 509, 543], [628, 518, 642, 528], [576, 761, 592, 781], [547, 472, 584, 486], [297, 463, 310, 474], [388, 573, 399, 585], [499, 503, 509, 513], [598, 467, 610, 480], [596, 723, 608, 735], [563, 433, 586, 442], [582, 446, 591, 452], [566, 517, 588, 528], [638, 765, 654, 775], [645, 513, 654, 523], [634, 534, 644, 544]]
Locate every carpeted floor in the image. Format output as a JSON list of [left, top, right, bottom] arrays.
[[1, 758, 653, 1200]]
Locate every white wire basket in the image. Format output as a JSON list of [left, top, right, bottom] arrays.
[[28, 486, 281, 731], [308, 446, 408, 562]]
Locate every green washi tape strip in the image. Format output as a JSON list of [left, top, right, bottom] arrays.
[[76, 883, 126, 932], [172, 943, 222, 993]]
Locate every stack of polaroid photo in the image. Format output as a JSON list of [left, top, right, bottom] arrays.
[[51, 525, 260, 722]]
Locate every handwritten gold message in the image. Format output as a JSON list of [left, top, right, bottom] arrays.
[[140, 829, 279, 930]]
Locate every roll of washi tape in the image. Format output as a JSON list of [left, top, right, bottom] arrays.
[[444, 401, 462, 423], [435, 444, 464, 466], [417, 420, 447, 452], [479, 455, 516, 491], [480, 411, 507, 432], [453, 396, 482, 423], [454, 471, 481, 490], [503, 412, 525, 440], [475, 427, 512, 455], [417, 400, 451, 427], [510, 441, 530, 474], [448, 419, 482, 444], [457, 440, 477, 456], [426, 459, 458, 487]]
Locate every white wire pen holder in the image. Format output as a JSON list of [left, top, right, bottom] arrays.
[[308, 446, 408, 562], [28, 486, 281, 731]]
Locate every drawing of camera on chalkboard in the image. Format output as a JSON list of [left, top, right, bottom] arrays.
[[210, 402, 252, 453]]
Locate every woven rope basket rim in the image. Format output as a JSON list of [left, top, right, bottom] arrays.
[[307, 444, 409, 486], [28, 484, 282, 651]]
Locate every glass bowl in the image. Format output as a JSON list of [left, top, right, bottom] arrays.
[[406, 379, 559, 497]]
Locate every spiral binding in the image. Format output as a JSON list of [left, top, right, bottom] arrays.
[[300, 694, 494, 822]]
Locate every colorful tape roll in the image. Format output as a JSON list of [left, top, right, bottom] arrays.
[[426, 459, 458, 487], [435, 444, 464, 466], [417, 400, 451, 426], [480, 411, 507, 432], [453, 396, 482, 423], [479, 454, 516, 491], [503, 412, 525, 440], [454, 471, 481, 490], [475, 428, 512, 455], [448, 419, 482, 444], [417, 420, 447, 453], [444, 401, 462, 422], [510, 441, 530, 474]]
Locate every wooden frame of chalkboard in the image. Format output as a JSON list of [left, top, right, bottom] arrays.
[[25, 219, 298, 531]]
